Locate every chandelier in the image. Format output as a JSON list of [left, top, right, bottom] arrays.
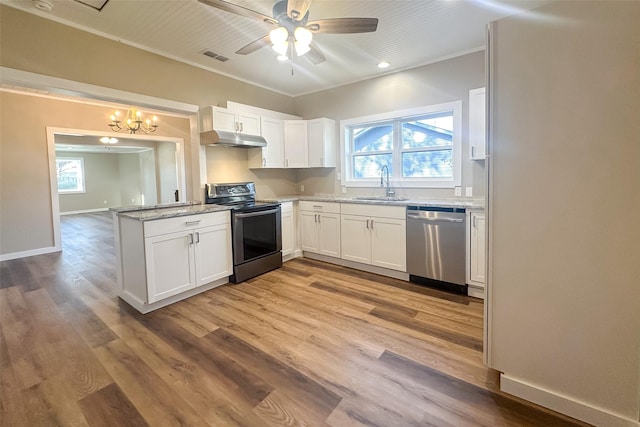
[[108, 108, 158, 134], [269, 25, 312, 61]]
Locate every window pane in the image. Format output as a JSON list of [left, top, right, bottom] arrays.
[[353, 154, 392, 179], [352, 124, 392, 152], [401, 111, 453, 149], [56, 158, 85, 192], [402, 150, 452, 178]]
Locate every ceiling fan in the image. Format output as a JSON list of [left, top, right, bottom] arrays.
[[198, 0, 379, 65]]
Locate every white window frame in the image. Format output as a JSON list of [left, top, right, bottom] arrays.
[[340, 101, 462, 188], [56, 157, 86, 193]]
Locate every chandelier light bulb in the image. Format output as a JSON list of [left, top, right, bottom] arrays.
[[272, 41, 289, 56], [108, 107, 158, 134], [294, 41, 311, 56]]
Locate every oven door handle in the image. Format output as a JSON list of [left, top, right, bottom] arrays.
[[234, 208, 279, 219]]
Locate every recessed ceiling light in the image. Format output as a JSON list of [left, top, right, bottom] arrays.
[[377, 61, 390, 69]]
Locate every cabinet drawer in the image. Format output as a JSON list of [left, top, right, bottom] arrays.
[[298, 201, 340, 214], [341, 203, 405, 220], [144, 211, 230, 237]]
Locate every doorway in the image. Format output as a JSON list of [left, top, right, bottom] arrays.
[[47, 127, 186, 250]]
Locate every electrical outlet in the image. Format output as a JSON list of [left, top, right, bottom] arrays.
[[336, 172, 341, 181], [341, 185, 347, 194], [454, 186, 462, 197], [465, 187, 473, 197], [300, 184, 305, 193]]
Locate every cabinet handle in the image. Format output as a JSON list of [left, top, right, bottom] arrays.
[[285, 159, 289, 167], [471, 146, 475, 158], [263, 157, 266, 167], [318, 215, 321, 224], [320, 157, 324, 166], [195, 231, 200, 243], [185, 219, 201, 226], [240, 122, 244, 133], [370, 219, 374, 229], [188, 233, 194, 245]]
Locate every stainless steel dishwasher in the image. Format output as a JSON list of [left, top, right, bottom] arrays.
[[406, 206, 467, 294]]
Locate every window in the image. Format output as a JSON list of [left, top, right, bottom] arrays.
[[342, 101, 462, 188], [56, 158, 85, 193]]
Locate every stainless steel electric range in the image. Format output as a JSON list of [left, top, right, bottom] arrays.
[[204, 182, 282, 283]]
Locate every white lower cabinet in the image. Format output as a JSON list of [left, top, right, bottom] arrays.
[[467, 210, 486, 298], [340, 204, 406, 272], [299, 201, 341, 257], [118, 210, 232, 312]]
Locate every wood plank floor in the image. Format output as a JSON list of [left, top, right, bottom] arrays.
[[0, 212, 590, 426]]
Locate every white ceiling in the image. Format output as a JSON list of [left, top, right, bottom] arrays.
[[55, 134, 155, 153], [5, 0, 548, 96]]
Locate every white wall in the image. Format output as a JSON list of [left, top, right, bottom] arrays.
[[488, 2, 640, 426]]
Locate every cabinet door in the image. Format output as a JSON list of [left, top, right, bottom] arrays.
[[470, 212, 486, 284], [213, 107, 238, 133], [193, 224, 232, 286], [469, 87, 486, 160], [308, 118, 336, 167], [145, 231, 195, 303], [238, 112, 261, 136], [281, 210, 294, 257], [340, 214, 370, 264], [284, 120, 308, 168], [370, 217, 406, 271], [299, 211, 319, 252], [318, 213, 341, 258], [261, 116, 284, 168]]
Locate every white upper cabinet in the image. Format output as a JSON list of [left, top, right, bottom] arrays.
[[199, 106, 261, 136], [248, 116, 285, 169], [284, 120, 308, 168], [307, 118, 336, 167], [469, 87, 486, 160]]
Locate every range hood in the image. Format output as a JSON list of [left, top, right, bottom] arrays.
[[200, 130, 266, 148]]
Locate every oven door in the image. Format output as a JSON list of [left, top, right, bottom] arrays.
[[232, 206, 282, 265]]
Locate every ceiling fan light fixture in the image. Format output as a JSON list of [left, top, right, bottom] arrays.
[[294, 41, 310, 56], [294, 26, 312, 46], [272, 41, 289, 55], [269, 26, 289, 45]]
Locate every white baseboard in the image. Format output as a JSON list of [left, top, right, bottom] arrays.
[[302, 252, 410, 281], [60, 208, 109, 216], [0, 246, 61, 261], [501, 374, 640, 427]]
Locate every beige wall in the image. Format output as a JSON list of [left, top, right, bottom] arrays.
[[489, 1, 640, 424], [0, 91, 191, 255], [294, 51, 486, 199], [56, 151, 122, 213]]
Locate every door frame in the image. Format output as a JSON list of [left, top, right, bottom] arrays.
[[47, 126, 186, 252]]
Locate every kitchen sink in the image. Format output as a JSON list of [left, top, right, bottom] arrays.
[[354, 196, 408, 201]]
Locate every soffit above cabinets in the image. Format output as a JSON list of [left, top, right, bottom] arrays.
[[4, 0, 548, 96]]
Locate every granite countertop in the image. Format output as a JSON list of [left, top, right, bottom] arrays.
[[116, 203, 232, 221], [258, 195, 485, 209], [110, 201, 202, 213]]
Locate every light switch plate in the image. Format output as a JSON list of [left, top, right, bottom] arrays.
[[336, 172, 341, 180], [341, 185, 347, 194], [454, 186, 462, 197], [465, 187, 473, 197]]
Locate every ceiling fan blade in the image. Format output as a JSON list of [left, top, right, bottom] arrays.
[[235, 34, 271, 55], [287, 0, 312, 21], [306, 18, 378, 34], [198, 0, 277, 25], [305, 42, 326, 65]]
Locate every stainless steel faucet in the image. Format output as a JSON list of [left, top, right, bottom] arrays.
[[380, 165, 395, 198]]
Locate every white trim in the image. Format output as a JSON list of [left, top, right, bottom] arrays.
[[60, 208, 109, 216], [501, 374, 640, 427], [0, 67, 198, 114], [0, 246, 60, 262]]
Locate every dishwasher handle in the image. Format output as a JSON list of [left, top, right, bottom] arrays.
[[407, 212, 464, 223]]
